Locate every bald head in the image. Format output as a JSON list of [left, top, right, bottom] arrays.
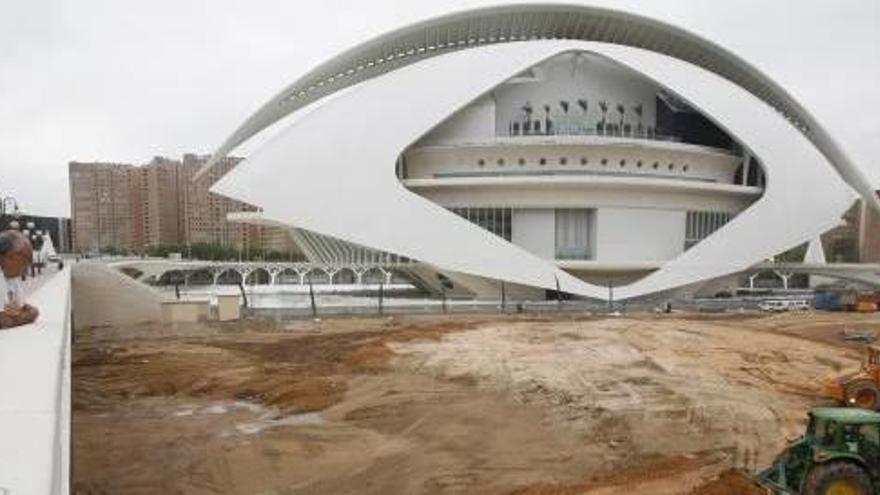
[[0, 230, 32, 278]]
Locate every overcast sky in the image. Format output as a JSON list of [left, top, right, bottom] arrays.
[[1, 0, 878, 217]]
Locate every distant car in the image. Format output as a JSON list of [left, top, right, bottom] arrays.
[[758, 300, 786, 312], [758, 299, 810, 312]]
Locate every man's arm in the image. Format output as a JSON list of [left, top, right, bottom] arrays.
[[0, 304, 39, 329]]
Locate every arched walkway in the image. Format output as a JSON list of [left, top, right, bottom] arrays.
[[187, 269, 214, 286], [216, 269, 243, 285], [332, 268, 357, 285], [246, 268, 271, 285], [157, 270, 186, 286], [361, 267, 387, 285], [274, 268, 301, 285], [303, 268, 330, 285]]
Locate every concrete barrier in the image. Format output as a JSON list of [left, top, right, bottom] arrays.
[[0, 268, 71, 494], [72, 261, 166, 329], [217, 295, 241, 321], [161, 300, 210, 323]]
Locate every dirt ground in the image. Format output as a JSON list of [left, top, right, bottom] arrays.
[[72, 311, 880, 494]]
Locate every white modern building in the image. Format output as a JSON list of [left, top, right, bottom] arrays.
[[201, 4, 877, 301]]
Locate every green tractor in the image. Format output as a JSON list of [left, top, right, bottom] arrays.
[[757, 407, 880, 494]]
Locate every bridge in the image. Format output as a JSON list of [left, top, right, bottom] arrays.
[[750, 262, 880, 289], [108, 258, 418, 286], [111, 258, 880, 296]]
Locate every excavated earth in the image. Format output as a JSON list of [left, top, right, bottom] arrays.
[[72, 311, 880, 494]]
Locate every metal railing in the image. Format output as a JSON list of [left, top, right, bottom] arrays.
[[506, 120, 737, 153]]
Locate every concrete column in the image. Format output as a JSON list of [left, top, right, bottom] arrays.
[[741, 153, 751, 186], [748, 273, 758, 289], [774, 270, 792, 289]]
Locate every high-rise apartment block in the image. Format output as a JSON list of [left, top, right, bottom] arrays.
[[69, 154, 297, 256]]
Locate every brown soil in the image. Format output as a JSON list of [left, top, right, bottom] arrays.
[[73, 311, 878, 494], [690, 469, 766, 495]]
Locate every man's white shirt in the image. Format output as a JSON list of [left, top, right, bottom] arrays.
[[0, 276, 23, 309]]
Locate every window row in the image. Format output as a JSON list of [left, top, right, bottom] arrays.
[[449, 207, 512, 241], [685, 211, 732, 250], [476, 157, 689, 172]]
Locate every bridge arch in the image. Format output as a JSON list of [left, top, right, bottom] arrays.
[[303, 267, 331, 285], [361, 267, 388, 285], [332, 267, 357, 285], [216, 268, 243, 285], [245, 267, 271, 285], [187, 268, 215, 286], [274, 267, 301, 285]]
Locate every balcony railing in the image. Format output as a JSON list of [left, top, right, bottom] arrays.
[[506, 120, 735, 152]]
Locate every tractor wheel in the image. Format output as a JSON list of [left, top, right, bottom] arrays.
[[844, 380, 880, 410], [803, 461, 873, 495]]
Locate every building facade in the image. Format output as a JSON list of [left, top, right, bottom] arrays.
[[820, 196, 880, 263], [69, 162, 137, 253], [69, 155, 297, 257], [201, 5, 876, 300]]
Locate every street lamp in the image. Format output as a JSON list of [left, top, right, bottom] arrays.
[[1, 195, 21, 230], [1, 196, 19, 216]]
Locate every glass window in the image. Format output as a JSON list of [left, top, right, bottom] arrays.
[[685, 211, 732, 250], [555, 209, 592, 260]]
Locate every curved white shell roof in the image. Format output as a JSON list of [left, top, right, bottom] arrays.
[[202, 3, 877, 210], [211, 40, 854, 299]]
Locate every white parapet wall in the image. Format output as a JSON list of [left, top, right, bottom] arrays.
[[0, 267, 71, 494]]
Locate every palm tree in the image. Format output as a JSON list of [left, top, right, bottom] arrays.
[[543, 104, 552, 135], [559, 100, 569, 114], [598, 100, 608, 127], [633, 103, 644, 135], [577, 99, 588, 134], [522, 102, 533, 121], [616, 103, 625, 127], [522, 102, 533, 134]]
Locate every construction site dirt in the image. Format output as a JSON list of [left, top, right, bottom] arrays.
[[72, 311, 880, 494]]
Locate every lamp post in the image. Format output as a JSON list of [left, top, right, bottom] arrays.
[[0, 195, 21, 230]]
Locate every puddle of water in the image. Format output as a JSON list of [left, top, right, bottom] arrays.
[[235, 412, 325, 435], [171, 400, 323, 435], [203, 404, 230, 415], [170, 401, 266, 418]]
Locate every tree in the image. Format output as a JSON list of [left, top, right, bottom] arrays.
[[633, 103, 644, 135]]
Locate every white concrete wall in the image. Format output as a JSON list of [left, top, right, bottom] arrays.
[[0, 268, 71, 495], [416, 95, 495, 145], [594, 208, 686, 261], [408, 179, 757, 213], [512, 209, 555, 260], [404, 139, 741, 184]]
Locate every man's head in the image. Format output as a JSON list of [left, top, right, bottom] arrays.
[[0, 230, 32, 278]]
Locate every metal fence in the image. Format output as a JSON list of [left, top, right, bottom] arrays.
[[241, 293, 778, 321]]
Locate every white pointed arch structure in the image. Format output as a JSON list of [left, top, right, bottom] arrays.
[[205, 4, 873, 300]]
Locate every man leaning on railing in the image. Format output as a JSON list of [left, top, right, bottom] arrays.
[[0, 230, 39, 329]]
